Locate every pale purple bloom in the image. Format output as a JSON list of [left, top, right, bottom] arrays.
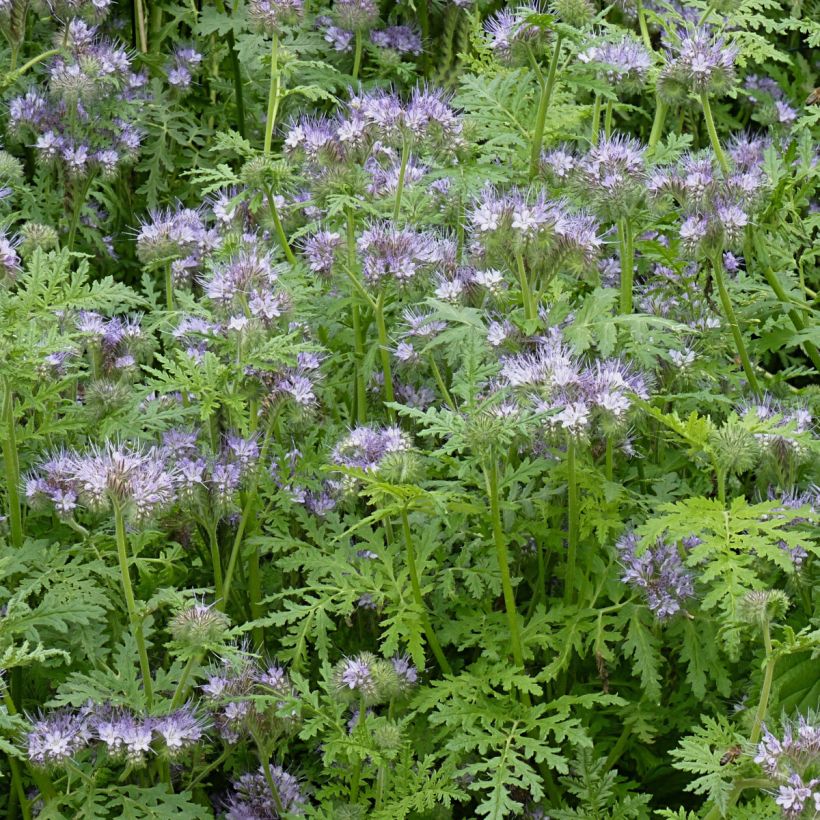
[[659, 28, 738, 100], [616, 532, 694, 619], [226, 765, 306, 818], [371, 25, 422, 54], [27, 708, 91, 767], [331, 425, 411, 472], [153, 706, 208, 755], [579, 37, 652, 91]]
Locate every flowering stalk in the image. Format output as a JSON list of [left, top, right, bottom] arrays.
[[590, 94, 602, 145], [374, 291, 396, 421], [113, 504, 154, 708], [352, 31, 364, 81], [514, 249, 537, 321], [206, 521, 224, 604], [400, 507, 452, 675], [2, 378, 23, 548], [263, 33, 281, 156], [67, 176, 95, 252], [528, 34, 563, 179], [618, 217, 634, 314], [712, 253, 761, 396], [635, 0, 652, 52], [135, 0, 149, 53], [647, 97, 667, 150], [604, 100, 614, 139], [700, 93, 730, 175], [564, 435, 579, 606], [164, 262, 174, 311], [347, 209, 368, 423], [750, 618, 776, 745], [263, 184, 295, 265], [2, 48, 60, 87], [392, 140, 411, 221], [485, 460, 531, 706]]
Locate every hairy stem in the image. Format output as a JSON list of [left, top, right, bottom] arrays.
[[400, 508, 452, 675], [712, 254, 761, 396], [618, 218, 634, 314], [352, 31, 363, 81], [564, 436, 579, 606], [590, 93, 602, 145], [2, 378, 23, 548], [485, 461, 531, 706], [347, 210, 368, 423], [264, 184, 295, 265], [263, 33, 280, 155], [392, 139, 411, 222], [700, 93, 729, 175], [636, 0, 653, 51], [207, 522, 224, 604], [647, 97, 667, 151], [528, 34, 563, 179], [750, 621, 775, 745], [515, 249, 536, 321], [113, 505, 154, 708], [374, 290, 396, 421]]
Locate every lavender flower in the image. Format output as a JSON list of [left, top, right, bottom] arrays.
[[578, 37, 652, 93], [483, 6, 542, 64], [0, 230, 21, 280], [371, 25, 422, 55], [26, 708, 91, 767], [357, 221, 443, 285], [330, 425, 412, 472], [153, 706, 209, 756], [332, 0, 379, 31], [248, 0, 303, 34], [658, 28, 738, 102], [616, 532, 694, 618], [226, 764, 306, 818]]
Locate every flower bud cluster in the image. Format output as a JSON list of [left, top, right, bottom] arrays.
[[226, 764, 307, 818], [657, 27, 738, 103], [578, 37, 652, 94], [330, 651, 419, 706], [201, 654, 299, 744]]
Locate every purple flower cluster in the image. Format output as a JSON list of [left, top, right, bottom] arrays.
[[754, 715, 820, 818], [332, 0, 379, 32], [248, 0, 303, 34], [75, 310, 147, 375], [578, 37, 652, 92], [201, 654, 297, 743], [658, 27, 739, 102], [0, 230, 21, 280], [285, 86, 463, 164], [166, 46, 203, 91], [330, 425, 412, 472], [736, 395, 815, 470], [136, 205, 218, 270], [225, 764, 306, 818], [26, 441, 178, 522], [648, 145, 768, 254], [744, 75, 798, 125], [357, 221, 447, 285], [544, 133, 647, 220], [499, 338, 649, 436], [331, 651, 419, 704], [371, 25, 423, 55], [483, 6, 543, 65], [616, 532, 695, 618], [469, 187, 602, 265], [8, 22, 144, 180], [26, 703, 207, 768]]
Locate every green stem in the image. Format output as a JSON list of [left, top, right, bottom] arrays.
[[485, 461, 530, 706], [515, 249, 536, 321], [9, 757, 31, 820], [170, 654, 200, 710], [647, 97, 667, 151], [263, 33, 280, 155], [590, 93, 602, 145], [618, 218, 634, 314], [604, 99, 614, 139], [3, 48, 60, 85], [712, 255, 761, 396], [164, 262, 174, 312], [564, 436, 579, 606], [392, 139, 411, 222], [749, 622, 775, 745], [213, 0, 246, 137], [429, 355, 456, 411], [66, 175, 94, 252], [636, 0, 653, 51], [416, 0, 430, 76], [2, 379, 23, 549], [207, 523, 224, 604], [374, 291, 396, 421], [698, 2, 715, 25], [134, 0, 149, 53], [113, 506, 153, 708], [264, 184, 295, 265], [528, 34, 563, 179], [700, 93, 729, 175], [352, 31, 363, 81], [400, 508, 452, 675], [347, 210, 367, 424], [605, 438, 613, 482]]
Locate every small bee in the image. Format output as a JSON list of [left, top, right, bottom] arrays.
[[806, 88, 820, 107], [719, 745, 742, 766]]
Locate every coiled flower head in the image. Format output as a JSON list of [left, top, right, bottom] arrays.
[[658, 28, 738, 102]]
